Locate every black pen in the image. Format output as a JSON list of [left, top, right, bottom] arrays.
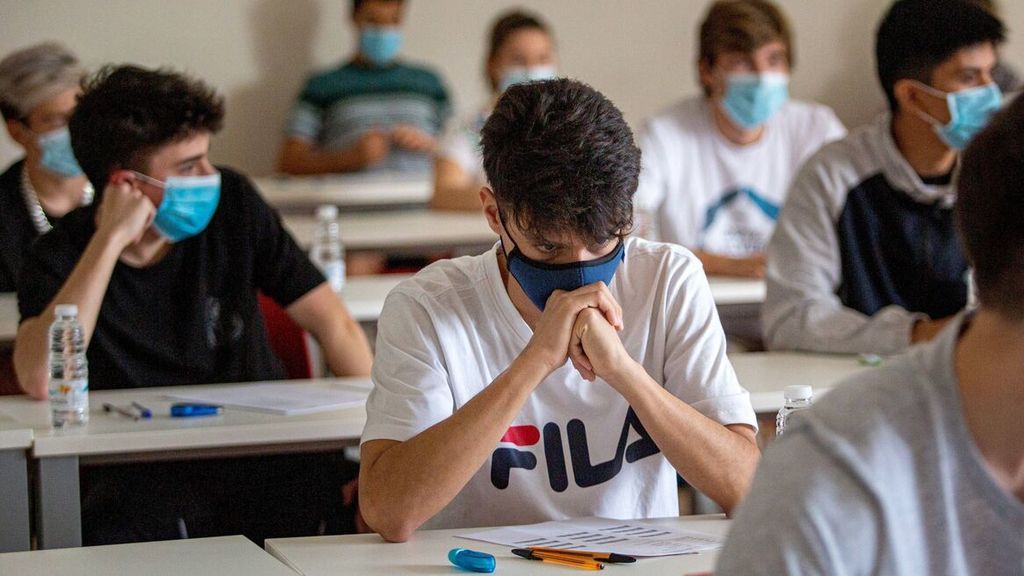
[[103, 403, 139, 421]]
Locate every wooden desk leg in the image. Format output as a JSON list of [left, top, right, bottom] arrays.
[[0, 449, 30, 551], [35, 455, 81, 549]]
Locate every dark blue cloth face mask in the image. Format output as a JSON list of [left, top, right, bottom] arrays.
[[499, 217, 625, 310]]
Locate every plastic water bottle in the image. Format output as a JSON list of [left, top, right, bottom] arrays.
[[776, 385, 812, 437], [310, 205, 346, 293], [48, 304, 89, 426]]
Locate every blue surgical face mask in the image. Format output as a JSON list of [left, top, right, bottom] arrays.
[[35, 126, 84, 177], [499, 218, 625, 310], [360, 26, 402, 66], [720, 72, 789, 130], [134, 171, 221, 242], [498, 65, 558, 93], [912, 81, 1002, 150]]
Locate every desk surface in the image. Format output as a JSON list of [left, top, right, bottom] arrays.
[[0, 414, 32, 451], [0, 535, 296, 575], [256, 172, 431, 212], [283, 210, 496, 252], [0, 378, 370, 459], [340, 273, 763, 324], [267, 514, 729, 576], [730, 351, 876, 413]]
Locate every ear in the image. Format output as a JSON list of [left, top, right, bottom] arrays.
[[697, 58, 716, 96], [480, 186, 503, 237], [5, 118, 32, 148]]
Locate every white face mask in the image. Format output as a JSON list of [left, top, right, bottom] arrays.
[[498, 65, 558, 93]]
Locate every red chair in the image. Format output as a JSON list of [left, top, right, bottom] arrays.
[[258, 294, 313, 380]]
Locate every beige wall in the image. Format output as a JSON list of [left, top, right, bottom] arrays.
[[2, 0, 1022, 176]]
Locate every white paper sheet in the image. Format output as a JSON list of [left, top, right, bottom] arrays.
[[165, 383, 367, 415], [458, 517, 723, 557]]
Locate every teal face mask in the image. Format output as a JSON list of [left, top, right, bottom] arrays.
[[720, 72, 789, 130], [912, 81, 1002, 150], [134, 171, 221, 242], [360, 26, 402, 66], [35, 126, 84, 177]]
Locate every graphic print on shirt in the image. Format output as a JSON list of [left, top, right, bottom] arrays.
[[491, 407, 661, 491], [204, 297, 245, 349], [700, 186, 780, 257]]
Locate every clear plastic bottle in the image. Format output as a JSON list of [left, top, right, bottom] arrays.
[[48, 304, 89, 426], [310, 204, 346, 293], [776, 385, 812, 437]]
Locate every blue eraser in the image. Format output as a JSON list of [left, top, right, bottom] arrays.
[[448, 548, 496, 573]]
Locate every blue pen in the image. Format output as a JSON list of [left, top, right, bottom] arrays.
[[131, 402, 152, 419], [170, 403, 224, 417]]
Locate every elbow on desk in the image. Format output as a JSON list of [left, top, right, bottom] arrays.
[[359, 493, 420, 543]]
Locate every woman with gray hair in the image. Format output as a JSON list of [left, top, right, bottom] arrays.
[[0, 42, 92, 292]]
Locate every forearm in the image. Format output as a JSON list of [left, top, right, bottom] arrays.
[[431, 159, 482, 212], [14, 230, 124, 398], [319, 311, 373, 377], [610, 362, 760, 514], [278, 139, 368, 175], [360, 355, 548, 541]]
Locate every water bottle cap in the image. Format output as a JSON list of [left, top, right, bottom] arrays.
[[784, 385, 813, 401], [316, 204, 339, 219], [54, 304, 78, 317]]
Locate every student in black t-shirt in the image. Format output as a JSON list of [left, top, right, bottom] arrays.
[[12, 65, 373, 545]]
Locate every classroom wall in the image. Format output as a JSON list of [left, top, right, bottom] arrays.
[[1, 0, 1022, 176]]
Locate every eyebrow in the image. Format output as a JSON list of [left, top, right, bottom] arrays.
[[174, 154, 205, 168]]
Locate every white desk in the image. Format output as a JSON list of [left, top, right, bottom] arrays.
[[256, 172, 432, 213], [283, 210, 496, 253], [267, 514, 729, 575], [0, 378, 371, 549], [0, 535, 297, 575], [707, 277, 765, 306], [339, 274, 761, 325], [729, 352, 877, 413], [0, 293, 17, 344], [0, 415, 33, 552]]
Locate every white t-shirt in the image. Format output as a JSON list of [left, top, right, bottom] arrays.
[[362, 237, 758, 529], [635, 96, 846, 256]]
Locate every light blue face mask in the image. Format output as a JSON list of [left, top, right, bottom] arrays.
[[498, 65, 558, 93], [720, 72, 789, 130], [134, 171, 221, 242], [35, 126, 84, 177], [360, 26, 403, 66], [913, 81, 1003, 150]]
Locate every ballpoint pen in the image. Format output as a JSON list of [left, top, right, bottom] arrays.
[[511, 549, 604, 570], [131, 402, 152, 419], [527, 546, 637, 563], [103, 403, 139, 421]]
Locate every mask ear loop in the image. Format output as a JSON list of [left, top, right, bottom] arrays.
[[907, 80, 953, 129], [495, 207, 521, 261]]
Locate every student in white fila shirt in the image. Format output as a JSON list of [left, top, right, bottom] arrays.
[[634, 0, 845, 278], [359, 78, 760, 542]]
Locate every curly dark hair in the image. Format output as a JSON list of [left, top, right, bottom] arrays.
[[481, 78, 640, 244], [68, 65, 224, 192], [956, 94, 1024, 320]]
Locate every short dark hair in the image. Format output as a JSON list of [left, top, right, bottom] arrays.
[[69, 65, 224, 192], [956, 94, 1024, 320], [352, 0, 404, 18], [875, 0, 1004, 111], [481, 79, 640, 244]]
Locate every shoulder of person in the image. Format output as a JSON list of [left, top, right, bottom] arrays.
[[389, 251, 491, 306], [777, 100, 843, 132], [787, 118, 883, 202], [790, 347, 943, 465], [644, 96, 708, 137], [393, 61, 450, 98]]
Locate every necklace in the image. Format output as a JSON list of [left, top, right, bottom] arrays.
[[20, 166, 94, 234]]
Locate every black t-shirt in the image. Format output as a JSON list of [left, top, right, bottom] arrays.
[[18, 167, 325, 390], [0, 159, 45, 292]]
